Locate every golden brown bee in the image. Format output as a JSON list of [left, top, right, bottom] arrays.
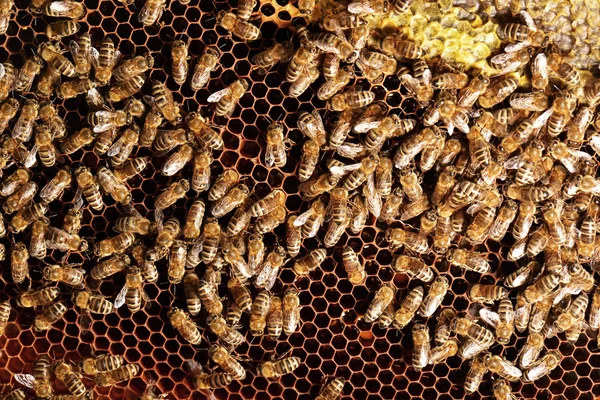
[[139, 109, 163, 148], [286, 44, 319, 83], [393, 255, 434, 282], [107, 126, 139, 167], [518, 331, 544, 369], [298, 140, 320, 181], [12, 98, 38, 142], [0, 299, 9, 336], [190, 149, 211, 193], [566, 106, 594, 148], [73, 290, 114, 332], [89, 254, 130, 281], [208, 313, 245, 348], [34, 301, 67, 332], [94, 232, 135, 258], [492, 378, 516, 400], [393, 127, 442, 169], [327, 88, 375, 112], [3, 180, 36, 215], [297, 0, 315, 14], [446, 248, 492, 274], [208, 79, 250, 119], [138, 0, 165, 25], [521, 351, 560, 382], [469, 284, 509, 305], [113, 54, 153, 84], [211, 184, 249, 218], [317, 66, 353, 101], [166, 240, 186, 284], [190, 47, 220, 90], [249, 190, 285, 219], [40, 168, 71, 203], [80, 354, 124, 376], [419, 276, 449, 318], [0, 168, 30, 197], [56, 78, 95, 100], [43, 264, 85, 289], [0, 0, 13, 34], [61, 127, 96, 154], [364, 283, 395, 323], [68, 32, 93, 77], [312, 32, 354, 60], [41, 0, 85, 18], [53, 361, 86, 396], [170, 40, 189, 86], [264, 122, 291, 167], [219, 8, 261, 38], [14, 55, 43, 93], [193, 278, 222, 316], [88, 109, 131, 134], [268, 298, 284, 339], [252, 42, 293, 75], [428, 338, 459, 365], [254, 246, 285, 290], [478, 74, 519, 109], [0, 98, 19, 134], [45, 20, 80, 40], [14, 355, 53, 398], [504, 261, 539, 289], [225, 278, 251, 316], [11, 242, 29, 284], [75, 166, 104, 211], [95, 364, 140, 386], [589, 287, 600, 330], [91, 38, 120, 86], [285, 216, 302, 258], [386, 227, 429, 254], [554, 292, 588, 332], [315, 377, 345, 400], [208, 170, 238, 202], [153, 128, 189, 156], [145, 80, 182, 124], [39, 101, 67, 136], [257, 356, 301, 378], [186, 112, 223, 150], [110, 157, 148, 183], [36, 63, 61, 97], [341, 246, 366, 285], [95, 167, 131, 204], [114, 266, 148, 313], [464, 352, 491, 394], [17, 286, 59, 308], [512, 201, 536, 239], [114, 213, 156, 236], [168, 308, 202, 345], [180, 273, 202, 316], [487, 355, 522, 382], [108, 73, 146, 102], [411, 324, 430, 370], [153, 179, 189, 212], [209, 344, 246, 379], [523, 273, 560, 303], [0, 62, 15, 101], [293, 248, 327, 276], [180, 199, 206, 244], [392, 286, 424, 329], [10, 202, 47, 234], [547, 53, 580, 86]]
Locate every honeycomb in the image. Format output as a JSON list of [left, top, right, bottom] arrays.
[[0, 0, 599, 399]]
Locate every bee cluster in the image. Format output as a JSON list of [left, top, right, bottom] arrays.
[[0, 0, 599, 398]]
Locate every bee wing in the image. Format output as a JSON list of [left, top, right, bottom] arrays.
[[400, 74, 419, 93], [532, 53, 547, 79], [347, 1, 374, 13], [335, 143, 366, 159], [479, 308, 500, 327], [90, 46, 100, 68], [531, 108, 553, 129], [123, 202, 143, 218], [264, 144, 276, 167], [330, 162, 362, 176], [49, 1, 70, 13], [73, 187, 84, 210], [207, 87, 231, 103], [311, 110, 325, 133], [510, 96, 544, 111], [14, 374, 36, 389], [155, 208, 164, 230], [293, 209, 313, 227], [466, 203, 483, 216], [112, 50, 122, 67], [114, 284, 128, 308], [589, 134, 600, 154], [353, 120, 382, 134], [490, 52, 516, 66], [504, 41, 531, 53], [504, 155, 525, 169], [520, 10, 538, 30], [363, 173, 381, 218], [0, 63, 5, 80], [107, 136, 124, 157], [24, 144, 38, 169]]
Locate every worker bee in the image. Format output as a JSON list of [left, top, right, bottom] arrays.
[[67, 32, 93, 77], [529, 298, 552, 333], [56, 78, 96, 100], [144, 80, 182, 124], [434, 308, 455, 346], [33, 301, 68, 333], [503, 261, 539, 289], [11, 241, 29, 284], [211, 184, 249, 218], [90, 254, 130, 280], [39, 168, 71, 203], [446, 249, 491, 274], [393, 255, 434, 282], [208, 170, 239, 202], [114, 266, 149, 313], [95, 167, 131, 204], [108, 73, 146, 102], [327, 88, 375, 111], [521, 351, 560, 382], [469, 284, 509, 305], [497, 10, 546, 49], [254, 246, 285, 290], [0, 168, 30, 197], [161, 143, 194, 177], [364, 283, 395, 323], [478, 74, 519, 109], [0, 99, 19, 136], [207, 313, 245, 348], [91, 38, 120, 86], [184, 113, 222, 150], [112, 157, 149, 183], [80, 354, 124, 376], [45, 20, 80, 40], [53, 361, 86, 396], [196, 279, 223, 315], [518, 331, 544, 369], [113, 54, 153, 84], [258, 354, 302, 379], [453, 318, 495, 350], [252, 42, 294, 75], [419, 276, 449, 318], [411, 324, 430, 370], [2, 180, 36, 215], [14, 355, 53, 398], [43, 264, 85, 289], [14, 55, 43, 93], [386, 227, 429, 254], [393, 286, 424, 329], [95, 364, 140, 386], [554, 292, 588, 332], [312, 32, 354, 60], [246, 289, 270, 336], [264, 122, 291, 168], [293, 248, 327, 276], [547, 53, 580, 86], [171, 40, 189, 85], [189, 47, 221, 91], [317, 66, 354, 101], [73, 289, 114, 333], [168, 308, 202, 345], [166, 240, 187, 284], [464, 352, 491, 394], [88, 109, 131, 134], [9, 202, 46, 234], [331, 155, 379, 191], [487, 355, 522, 382], [61, 128, 98, 156], [0, 62, 15, 101], [153, 179, 189, 212], [428, 338, 459, 365], [138, 0, 166, 25], [208, 346, 246, 382], [286, 43, 319, 83], [492, 379, 517, 400], [393, 127, 442, 169], [524, 274, 560, 303], [217, 10, 261, 41], [208, 79, 249, 118], [74, 166, 104, 211], [294, 196, 327, 239], [268, 295, 284, 339], [138, 109, 163, 148], [341, 246, 366, 285], [94, 232, 135, 258], [12, 98, 38, 142], [285, 217, 302, 258]]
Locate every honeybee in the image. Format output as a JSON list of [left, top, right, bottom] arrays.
[[263, 122, 291, 168], [293, 248, 327, 276], [208, 171, 239, 203], [341, 246, 366, 285], [517, 331, 544, 369], [166, 240, 187, 284], [188, 47, 221, 90], [487, 355, 522, 382], [0, 168, 30, 197], [523, 273, 560, 303], [46, 20, 80, 40], [11, 241, 29, 284], [217, 10, 260, 41], [94, 364, 140, 386], [393, 255, 434, 282], [478, 74, 519, 109], [96, 167, 131, 204], [554, 292, 588, 332], [53, 361, 86, 395], [252, 42, 293, 75], [327, 88, 375, 111], [112, 157, 149, 183], [9, 202, 46, 234], [446, 249, 491, 274], [286, 44, 319, 83], [138, 0, 166, 25], [171, 40, 189, 86], [298, 174, 340, 202], [469, 284, 509, 304], [492, 379, 517, 400], [364, 116, 415, 152], [386, 227, 429, 254], [208, 313, 245, 348], [208, 79, 249, 118], [211, 184, 249, 218], [138, 110, 163, 148], [314, 377, 345, 400], [376, 35, 423, 59], [312, 32, 354, 60], [393, 127, 442, 169], [289, 64, 319, 98], [411, 324, 430, 370], [168, 308, 202, 345], [17, 286, 59, 308], [428, 338, 459, 365], [153, 179, 189, 212], [186, 113, 223, 150], [364, 283, 395, 323], [223, 241, 253, 282], [317, 66, 354, 101], [61, 127, 97, 155], [73, 290, 114, 332], [43, 264, 85, 289], [90, 254, 130, 280], [2, 180, 36, 215], [108, 73, 146, 102], [11, 99, 38, 142], [393, 286, 424, 329], [56, 78, 96, 100], [566, 106, 594, 148], [33, 301, 68, 332], [91, 38, 120, 86], [198, 279, 223, 315], [246, 289, 271, 337], [0, 62, 15, 100], [267, 295, 284, 339], [547, 53, 580, 86], [194, 217, 219, 264], [257, 356, 301, 379], [14, 355, 53, 398], [521, 351, 560, 382], [39, 168, 71, 203], [80, 354, 124, 375], [74, 167, 103, 211], [433, 308, 455, 346], [114, 266, 149, 313], [464, 352, 491, 394], [293, 197, 326, 239], [67, 33, 93, 77], [14, 55, 43, 93], [420, 276, 449, 317], [453, 318, 495, 350], [95, 232, 135, 258], [589, 287, 600, 330], [145, 80, 182, 124], [253, 245, 284, 290], [0, 99, 19, 135], [160, 143, 193, 177]]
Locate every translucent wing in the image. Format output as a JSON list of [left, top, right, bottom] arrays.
[[532, 108, 553, 129], [532, 53, 548, 80], [143, 95, 164, 115], [589, 134, 600, 154], [90, 47, 100, 68], [24, 144, 38, 168], [0, 63, 5, 80], [479, 308, 500, 327], [14, 374, 36, 389], [79, 311, 92, 334], [335, 143, 367, 159], [123, 202, 143, 218], [112, 50, 122, 67], [107, 136, 124, 157], [348, 1, 374, 13], [466, 203, 483, 216], [330, 162, 362, 176], [504, 155, 525, 169], [207, 87, 231, 103], [504, 41, 531, 53], [155, 208, 164, 230], [311, 110, 325, 133], [363, 173, 381, 218], [114, 285, 127, 308], [520, 10, 537, 30], [50, 1, 71, 13], [293, 209, 313, 227], [264, 144, 275, 167]]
